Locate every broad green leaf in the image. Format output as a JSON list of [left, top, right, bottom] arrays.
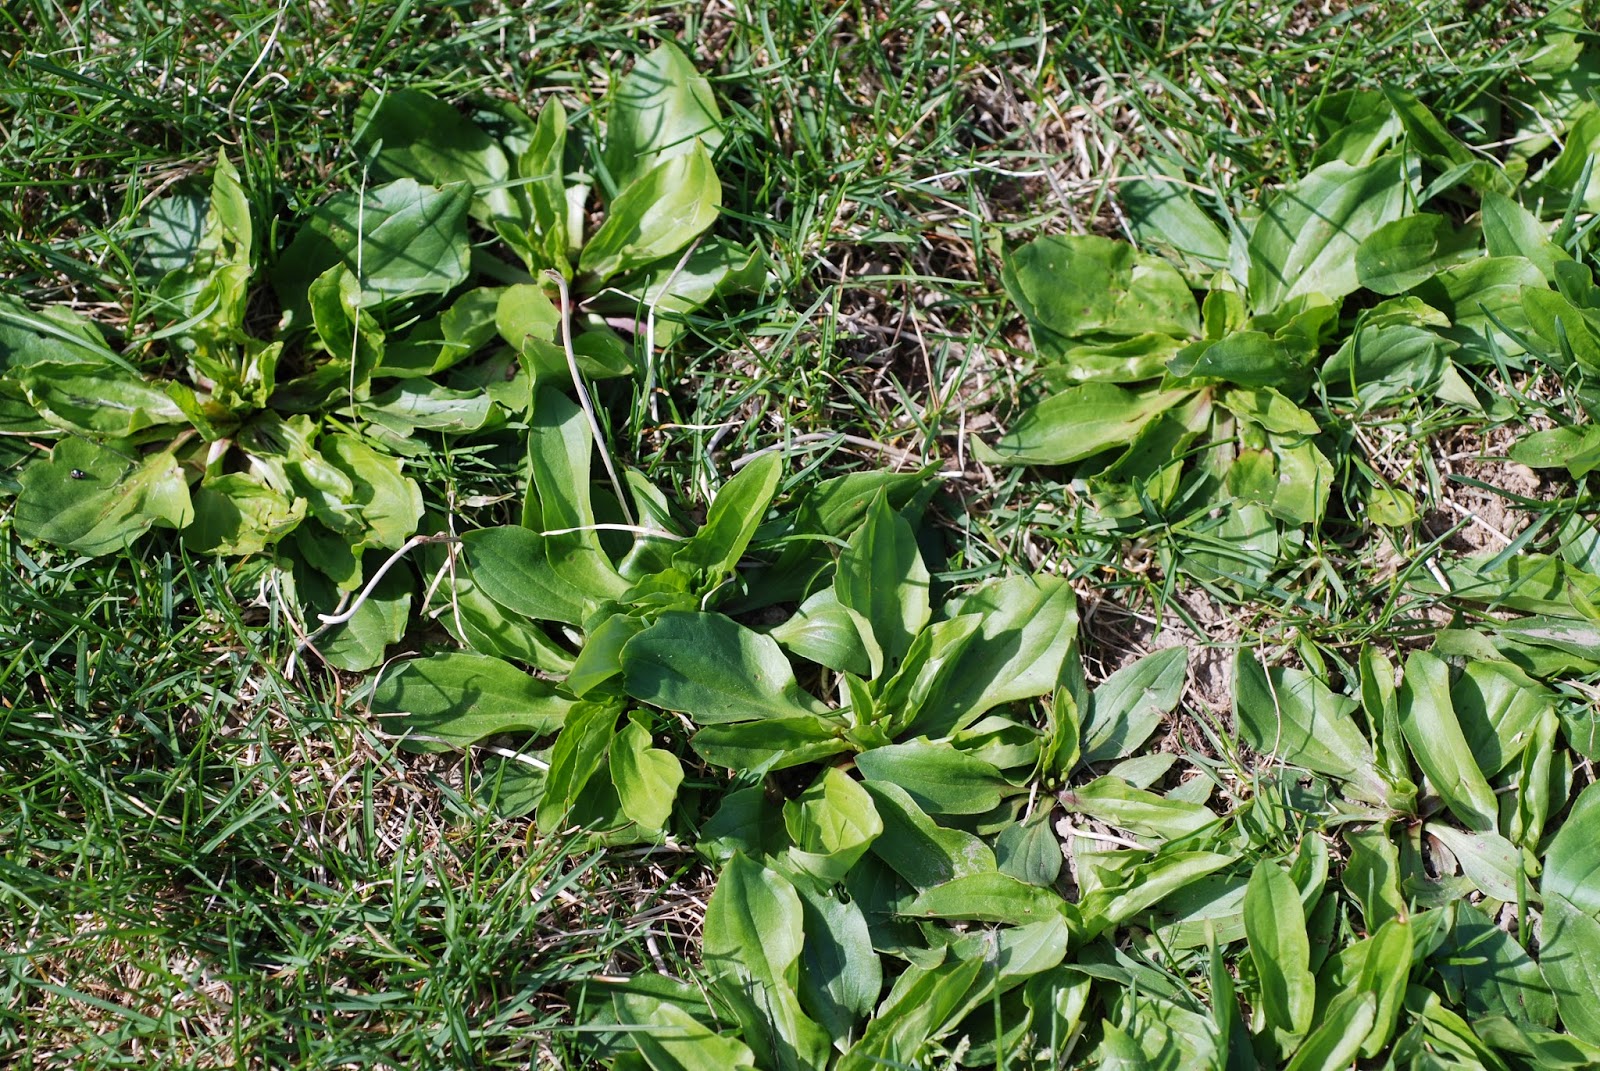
[[523, 384, 597, 526], [1345, 918, 1414, 1057], [995, 807, 1063, 887], [1495, 616, 1600, 661], [748, 470, 929, 605], [1361, 294, 1452, 329], [436, 560, 575, 673], [1543, 781, 1600, 1042], [1038, 331, 1188, 386], [908, 872, 1068, 926], [156, 153, 252, 322], [304, 263, 383, 394], [674, 452, 781, 578], [1106, 753, 1179, 790], [1354, 213, 1481, 294], [1024, 970, 1092, 1066], [1401, 984, 1514, 1067], [184, 473, 305, 556], [769, 588, 878, 678], [609, 717, 682, 835], [861, 780, 995, 892], [982, 383, 1189, 466], [1429, 903, 1555, 1026], [1366, 486, 1418, 527], [951, 924, 1075, 1017], [1511, 426, 1600, 476], [1245, 860, 1315, 1043], [927, 574, 1079, 737], [1061, 777, 1218, 842], [1077, 850, 1236, 937], [1002, 234, 1200, 343], [525, 385, 629, 597], [1091, 1023, 1147, 1069], [786, 469, 927, 538], [580, 146, 720, 283], [1283, 994, 1376, 1071], [1322, 322, 1453, 401], [1427, 824, 1523, 902], [870, 614, 979, 739], [275, 178, 473, 315], [603, 41, 724, 192], [1524, 286, 1600, 373], [537, 700, 619, 834], [611, 990, 756, 1071], [1201, 286, 1249, 338], [1363, 643, 1414, 784], [353, 88, 516, 223], [566, 613, 645, 697], [495, 282, 561, 364], [567, 319, 636, 379], [1310, 89, 1402, 165], [362, 380, 494, 435], [853, 740, 1004, 815], [14, 439, 193, 556], [1178, 502, 1280, 587], [1475, 1016, 1600, 1069], [475, 754, 546, 819], [1450, 659, 1551, 776], [380, 286, 502, 377], [1039, 689, 1082, 782], [792, 881, 881, 1044], [1233, 651, 1379, 794], [1255, 289, 1346, 341], [1248, 153, 1412, 313], [137, 189, 207, 278], [834, 956, 985, 1071], [1384, 86, 1483, 174], [1481, 190, 1571, 282], [1542, 893, 1600, 1047], [834, 491, 929, 669], [462, 525, 592, 627], [14, 362, 187, 437], [1419, 551, 1600, 618], [1399, 652, 1498, 832], [1218, 386, 1318, 435], [1119, 174, 1231, 279], [699, 786, 789, 865], [371, 652, 573, 748], [1148, 872, 1250, 947], [1258, 434, 1334, 526], [1081, 647, 1186, 763], [1166, 330, 1311, 389], [784, 766, 882, 884], [293, 519, 363, 589], [1512, 708, 1562, 849], [0, 296, 130, 371], [690, 715, 850, 773], [1100, 982, 1223, 1071], [321, 434, 423, 551], [1413, 255, 1544, 362], [702, 855, 829, 1071], [1530, 105, 1600, 213], [948, 708, 1041, 775], [509, 98, 569, 272], [1342, 824, 1405, 931], [621, 611, 824, 724], [316, 566, 410, 672]]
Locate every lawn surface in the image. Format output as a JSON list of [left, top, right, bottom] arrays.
[[5, 1, 1600, 1068]]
